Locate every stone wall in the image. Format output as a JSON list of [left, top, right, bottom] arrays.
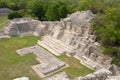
[[0, 8, 12, 16], [3, 18, 39, 36]]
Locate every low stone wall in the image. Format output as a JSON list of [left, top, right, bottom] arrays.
[[0, 8, 12, 16], [44, 72, 69, 80]]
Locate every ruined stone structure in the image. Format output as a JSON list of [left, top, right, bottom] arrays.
[[3, 18, 39, 36], [14, 77, 29, 80], [0, 8, 12, 16], [74, 68, 112, 80], [35, 10, 112, 70], [16, 45, 67, 78], [0, 10, 120, 80], [0, 28, 10, 38], [43, 68, 112, 80], [43, 72, 69, 80]]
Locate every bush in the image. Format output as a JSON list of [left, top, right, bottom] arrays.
[[8, 11, 23, 20], [112, 57, 120, 66]]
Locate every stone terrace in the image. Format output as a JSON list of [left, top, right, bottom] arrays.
[[16, 45, 67, 78], [0, 8, 12, 16]]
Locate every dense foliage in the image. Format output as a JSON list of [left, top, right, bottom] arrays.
[[87, 0, 120, 66], [8, 11, 23, 19], [0, 0, 120, 66], [0, 0, 77, 20]]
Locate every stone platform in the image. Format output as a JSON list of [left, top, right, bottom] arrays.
[[16, 45, 67, 78]]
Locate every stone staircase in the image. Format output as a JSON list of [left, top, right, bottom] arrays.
[[37, 36, 74, 56]]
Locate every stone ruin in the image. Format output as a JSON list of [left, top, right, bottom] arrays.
[[16, 45, 67, 78], [107, 75, 120, 80], [43, 72, 69, 80], [74, 68, 112, 80], [43, 68, 112, 80], [0, 28, 10, 38], [0, 8, 12, 16], [0, 10, 120, 80], [109, 64, 120, 76], [13, 77, 29, 80], [3, 17, 39, 36], [35, 10, 112, 70]]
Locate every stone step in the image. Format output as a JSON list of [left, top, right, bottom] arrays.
[[38, 36, 75, 55], [41, 39, 65, 52], [39, 40, 64, 53], [43, 36, 74, 51], [32, 65, 45, 78], [38, 41, 62, 55], [44, 36, 74, 49]]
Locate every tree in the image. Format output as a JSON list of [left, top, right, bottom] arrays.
[[45, 4, 59, 21], [79, 0, 90, 10], [0, 0, 8, 8], [8, 2, 18, 10], [27, 0, 44, 20], [58, 3, 68, 18], [8, 11, 23, 20], [93, 5, 120, 66]]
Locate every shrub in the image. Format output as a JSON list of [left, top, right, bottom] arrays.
[[8, 11, 23, 20]]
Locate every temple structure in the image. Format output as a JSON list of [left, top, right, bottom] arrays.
[[0, 10, 119, 80]]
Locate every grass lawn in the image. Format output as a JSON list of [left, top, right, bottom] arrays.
[[57, 55, 94, 79], [0, 36, 41, 80], [0, 16, 9, 29]]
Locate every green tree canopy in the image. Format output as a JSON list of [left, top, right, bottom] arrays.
[[8, 11, 23, 19], [27, 0, 44, 20], [45, 4, 59, 21]]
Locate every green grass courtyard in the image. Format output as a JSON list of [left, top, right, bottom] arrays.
[[0, 36, 41, 80]]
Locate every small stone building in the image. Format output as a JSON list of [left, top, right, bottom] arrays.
[[0, 8, 12, 16]]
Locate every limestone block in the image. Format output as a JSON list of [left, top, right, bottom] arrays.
[[110, 64, 120, 75], [0, 8, 12, 16], [90, 53, 96, 61], [13, 77, 29, 80], [66, 21, 72, 31], [34, 24, 48, 36]]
